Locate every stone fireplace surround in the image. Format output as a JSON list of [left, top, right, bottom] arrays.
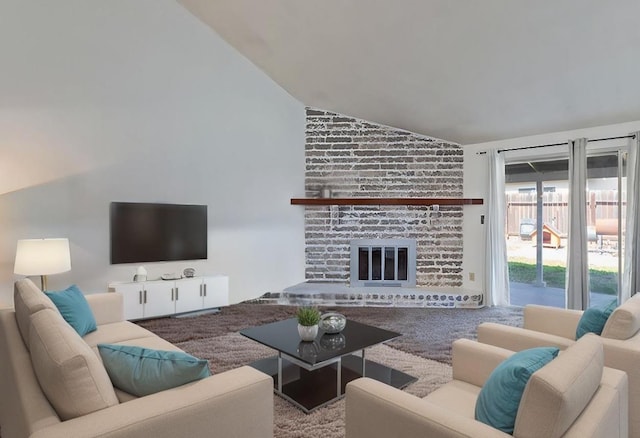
[[264, 107, 483, 308]]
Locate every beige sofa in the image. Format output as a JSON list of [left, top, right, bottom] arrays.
[[0, 279, 274, 438], [478, 294, 640, 437], [346, 336, 628, 438]]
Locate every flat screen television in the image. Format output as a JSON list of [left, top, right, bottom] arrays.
[[110, 202, 207, 264]]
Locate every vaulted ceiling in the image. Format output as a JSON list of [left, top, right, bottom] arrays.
[[178, 0, 640, 144]]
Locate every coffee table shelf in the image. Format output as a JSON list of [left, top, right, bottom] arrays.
[[249, 354, 415, 412], [240, 318, 416, 413]]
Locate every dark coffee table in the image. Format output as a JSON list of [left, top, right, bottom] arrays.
[[240, 318, 416, 412]]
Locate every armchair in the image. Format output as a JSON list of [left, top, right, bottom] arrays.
[[345, 336, 627, 438], [478, 293, 640, 437]]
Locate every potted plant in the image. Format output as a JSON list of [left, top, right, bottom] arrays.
[[296, 306, 321, 341]]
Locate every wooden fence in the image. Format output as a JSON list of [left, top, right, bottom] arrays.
[[506, 191, 624, 236]]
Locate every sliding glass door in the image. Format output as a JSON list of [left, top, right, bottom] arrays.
[[505, 159, 569, 307], [505, 151, 626, 308]]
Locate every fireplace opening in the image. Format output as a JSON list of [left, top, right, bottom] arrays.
[[350, 239, 417, 287]]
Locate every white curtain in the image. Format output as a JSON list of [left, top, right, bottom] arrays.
[[566, 138, 589, 310], [485, 149, 510, 306], [622, 132, 640, 302]]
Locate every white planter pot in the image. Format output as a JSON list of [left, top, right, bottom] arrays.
[[297, 324, 318, 342]]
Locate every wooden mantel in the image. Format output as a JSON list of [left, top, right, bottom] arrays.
[[290, 197, 483, 206]]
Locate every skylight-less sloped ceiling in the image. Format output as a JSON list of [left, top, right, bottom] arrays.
[[178, 0, 640, 144]]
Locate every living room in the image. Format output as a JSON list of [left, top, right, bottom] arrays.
[[2, 1, 640, 437], [3, 1, 640, 307]]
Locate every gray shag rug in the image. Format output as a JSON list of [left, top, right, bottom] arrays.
[[137, 304, 523, 438]]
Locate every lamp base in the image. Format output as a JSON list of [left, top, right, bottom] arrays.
[[40, 275, 48, 291]]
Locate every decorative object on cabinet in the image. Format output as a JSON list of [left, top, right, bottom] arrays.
[[183, 267, 195, 278], [133, 266, 147, 282]]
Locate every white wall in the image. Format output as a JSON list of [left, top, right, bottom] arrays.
[[462, 120, 640, 293], [0, 0, 306, 306]]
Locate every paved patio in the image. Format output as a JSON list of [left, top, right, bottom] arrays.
[[510, 281, 615, 308]]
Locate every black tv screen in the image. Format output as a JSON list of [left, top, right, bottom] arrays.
[[110, 202, 207, 264]]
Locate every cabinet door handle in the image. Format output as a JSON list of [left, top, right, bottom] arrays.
[[199, 284, 202, 297], [144, 290, 147, 304], [204, 284, 207, 297], [139, 290, 142, 304], [176, 287, 179, 300], [171, 288, 174, 301]]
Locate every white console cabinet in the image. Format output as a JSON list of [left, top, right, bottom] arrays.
[[108, 276, 229, 321]]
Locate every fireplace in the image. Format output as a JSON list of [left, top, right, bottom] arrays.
[[350, 239, 417, 287]]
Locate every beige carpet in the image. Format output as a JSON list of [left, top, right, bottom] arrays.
[[139, 304, 523, 437], [177, 332, 451, 438], [140, 303, 523, 365]]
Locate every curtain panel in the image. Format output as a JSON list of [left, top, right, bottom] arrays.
[[622, 132, 640, 302], [566, 138, 590, 310], [485, 150, 510, 306]]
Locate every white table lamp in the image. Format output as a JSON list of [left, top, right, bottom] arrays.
[[14, 238, 71, 290]]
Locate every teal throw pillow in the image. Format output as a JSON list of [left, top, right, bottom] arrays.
[[576, 298, 618, 339], [45, 285, 97, 336], [475, 347, 559, 434], [97, 344, 211, 396]]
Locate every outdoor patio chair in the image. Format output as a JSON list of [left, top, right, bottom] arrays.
[[478, 292, 640, 437], [345, 336, 627, 438]]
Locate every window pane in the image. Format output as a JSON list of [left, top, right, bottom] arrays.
[[587, 153, 620, 306], [505, 159, 569, 308]]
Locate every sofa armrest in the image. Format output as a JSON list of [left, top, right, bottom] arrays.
[[523, 305, 582, 339], [85, 293, 124, 325], [477, 323, 575, 353], [451, 339, 514, 387], [346, 377, 510, 438], [600, 336, 640, 437], [29, 366, 273, 438]]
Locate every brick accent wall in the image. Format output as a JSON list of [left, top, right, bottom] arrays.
[[304, 107, 464, 288]]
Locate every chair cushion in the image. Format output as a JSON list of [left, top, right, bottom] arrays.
[[575, 298, 618, 339], [45, 285, 97, 336], [475, 347, 559, 434], [514, 335, 603, 438], [424, 380, 481, 419], [29, 309, 119, 420], [602, 293, 640, 340], [97, 344, 211, 396], [13, 279, 57, 349]]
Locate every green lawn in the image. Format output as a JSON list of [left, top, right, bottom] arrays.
[[508, 261, 618, 295]]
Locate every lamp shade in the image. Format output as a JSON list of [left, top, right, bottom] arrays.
[[14, 238, 71, 276]]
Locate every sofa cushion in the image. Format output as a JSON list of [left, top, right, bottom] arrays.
[[602, 293, 640, 340], [91, 332, 182, 359], [475, 346, 559, 434], [98, 344, 211, 397], [576, 298, 618, 339], [13, 279, 57, 350], [45, 285, 97, 337], [514, 335, 603, 438], [29, 308, 119, 420], [83, 320, 156, 349]]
